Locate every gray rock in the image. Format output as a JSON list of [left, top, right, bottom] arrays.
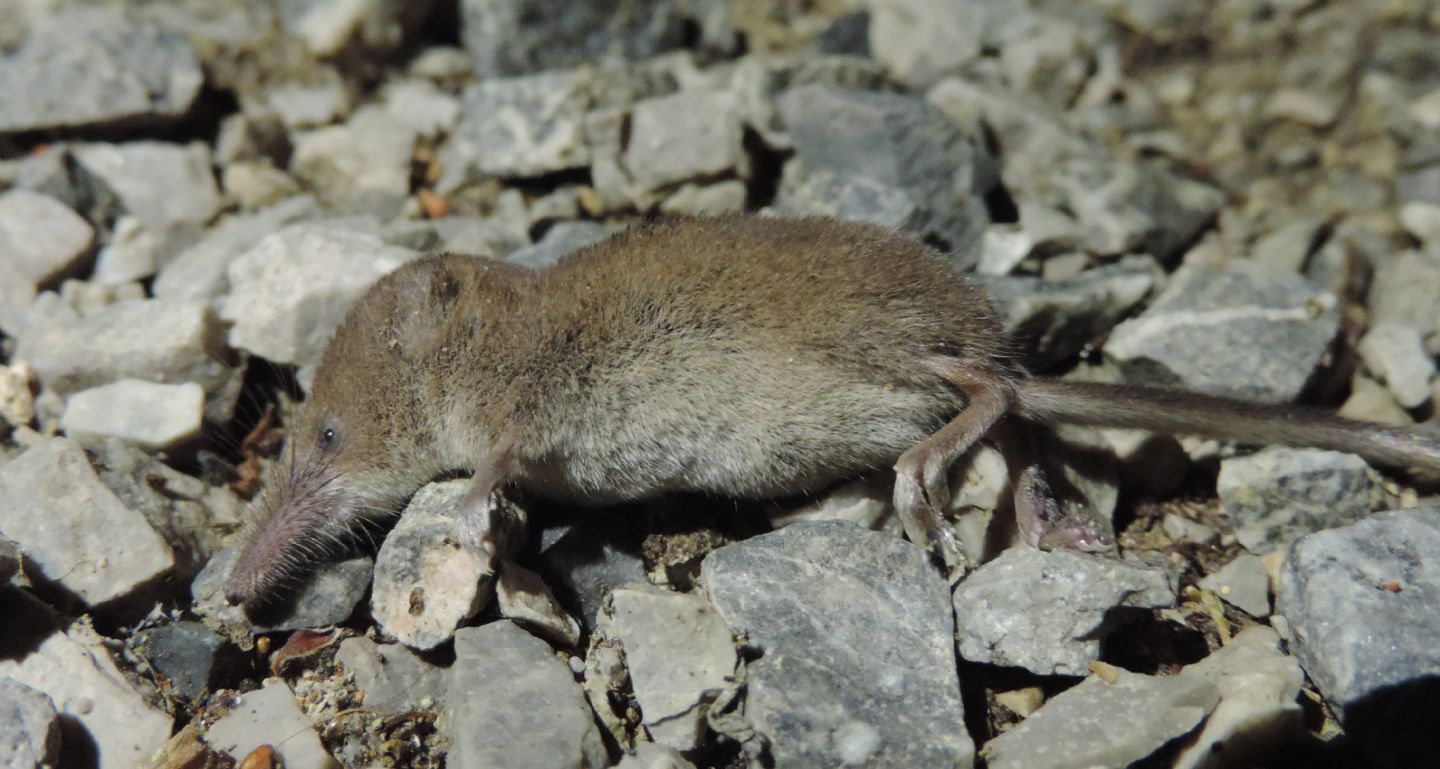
[[1401, 202, 1440, 248], [0, 537, 18, 583], [0, 189, 94, 287], [1357, 323, 1436, 409], [427, 217, 531, 258], [1250, 216, 1329, 274], [659, 180, 748, 216], [767, 475, 892, 531], [624, 89, 745, 192], [774, 164, 922, 233], [291, 106, 417, 218], [16, 297, 235, 422], [1172, 626, 1304, 769], [597, 585, 738, 751], [613, 743, 698, 769], [1367, 250, 1440, 339], [0, 8, 203, 134], [133, 622, 226, 702], [222, 161, 305, 209], [702, 520, 973, 769], [778, 85, 995, 263], [278, 0, 436, 58], [496, 560, 581, 648], [1105, 265, 1339, 403], [976, 262, 1156, 369], [1197, 553, 1271, 617], [93, 216, 191, 286], [983, 666, 1218, 769], [0, 677, 60, 769], [507, 221, 611, 269], [537, 522, 651, 632], [952, 547, 1174, 676], [204, 679, 338, 769], [265, 76, 353, 130], [0, 438, 174, 607], [1217, 448, 1386, 554], [192, 547, 372, 632], [372, 480, 521, 650], [1277, 508, 1440, 765], [446, 621, 608, 769], [220, 223, 418, 368], [153, 196, 322, 303], [443, 70, 595, 183], [868, 0, 983, 88], [8, 145, 87, 213], [74, 142, 221, 230], [335, 636, 448, 713], [381, 79, 462, 139], [61, 380, 205, 450], [0, 593, 173, 769], [460, 0, 683, 76]]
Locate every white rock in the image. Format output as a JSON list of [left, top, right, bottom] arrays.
[[624, 89, 745, 192], [1198, 553, 1272, 617], [0, 613, 172, 769], [0, 437, 174, 606], [869, 0, 983, 88], [767, 475, 890, 531], [221, 223, 418, 367], [0, 189, 94, 285], [382, 79, 461, 139], [204, 679, 338, 769], [266, 79, 352, 129], [0, 677, 61, 769], [292, 106, 417, 217], [74, 141, 221, 229], [62, 379, 205, 449], [600, 585, 738, 751], [613, 743, 698, 769], [1172, 626, 1304, 769], [496, 559, 581, 647], [1357, 322, 1436, 409]]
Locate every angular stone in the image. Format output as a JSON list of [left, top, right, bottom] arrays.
[[1368, 250, 1440, 338], [1105, 265, 1339, 403], [1357, 322, 1436, 409], [292, 106, 417, 218], [446, 621, 607, 769], [869, 0, 983, 88], [507, 220, 610, 269], [702, 521, 973, 768], [496, 560, 581, 648], [192, 546, 372, 633], [1198, 553, 1271, 617], [265, 76, 352, 130], [778, 85, 994, 263], [382, 79, 461, 139], [459, 0, 683, 76], [1172, 627, 1304, 769], [0, 438, 174, 607], [1217, 448, 1385, 554], [983, 665, 1219, 769], [278, 0, 437, 58], [335, 637, 448, 714], [153, 196, 321, 303], [0, 677, 60, 769], [62, 380, 205, 450], [372, 480, 520, 650], [0, 537, 19, 582], [774, 164, 921, 234], [221, 223, 418, 368], [204, 679, 338, 769], [613, 743, 698, 769], [443, 70, 594, 182], [1277, 508, 1440, 764], [0, 591, 172, 769], [597, 584, 738, 751], [74, 142, 221, 229], [133, 622, 226, 702], [952, 547, 1174, 676], [624, 89, 744, 192], [0, 189, 94, 287], [0, 8, 202, 134], [537, 520, 650, 632]]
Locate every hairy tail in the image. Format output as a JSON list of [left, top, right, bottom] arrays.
[[1015, 378, 1440, 476]]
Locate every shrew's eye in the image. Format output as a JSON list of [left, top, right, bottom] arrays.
[[318, 426, 337, 450]]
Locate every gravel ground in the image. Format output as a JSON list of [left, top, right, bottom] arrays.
[[2, 1, 1439, 768]]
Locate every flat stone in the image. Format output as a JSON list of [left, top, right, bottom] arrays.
[[153, 196, 320, 303], [1217, 448, 1386, 555], [1368, 250, 1440, 338], [1105, 265, 1339, 403], [204, 679, 338, 769], [507, 220, 611, 269], [372, 480, 517, 650], [1198, 553, 1272, 617], [292, 106, 417, 218], [220, 223, 418, 368], [659, 180, 748, 216], [983, 665, 1218, 769], [1400, 201, 1440, 247], [133, 622, 226, 702], [1357, 323, 1436, 409], [0, 677, 61, 769], [597, 584, 738, 751], [0, 437, 174, 607], [0, 591, 172, 769], [773, 164, 921, 234], [222, 162, 305, 209], [496, 560, 581, 648], [442, 69, 594, 183], [335, 637, 448, 713], [537, 520, 650, 632], [93, 216, 189, 286], [767, 475, 891, 531], [62, 380, 205, 450], [0, 8, 202, 134], [446, 621, 608, 769], [265, 77, 352, 130], [459, 0, 683, 76], [192, 546, 372, 633], [381, 79, 461, 139], [702, 520, 973, 768], [74, 142, 221, 229], [613, 743, 698, 769], [869, 0, 983, 88], [624, 89, 744, 192], [1172, 626, 1304, 769], [952, 546, 1174, 676], [0, 189, 94, 287]]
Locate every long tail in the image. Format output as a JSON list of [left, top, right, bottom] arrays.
[[1015, 378, 1440, 476]]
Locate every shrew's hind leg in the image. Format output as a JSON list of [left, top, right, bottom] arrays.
[[996, 422, 1116, 554], [893, 360, 1014, 572]]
